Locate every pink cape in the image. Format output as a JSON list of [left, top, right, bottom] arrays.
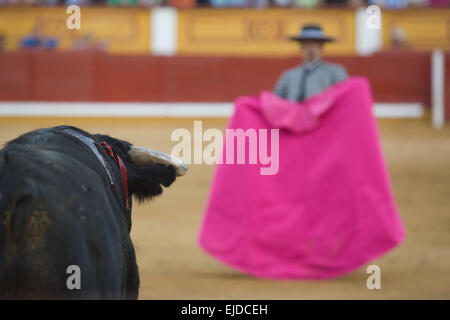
[[198, 77, 405, 279]]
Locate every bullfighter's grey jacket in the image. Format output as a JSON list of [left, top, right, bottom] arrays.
[[273, 59, 348, 102]]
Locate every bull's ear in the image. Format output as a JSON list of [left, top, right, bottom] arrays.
[[128, 146, 188, 177]]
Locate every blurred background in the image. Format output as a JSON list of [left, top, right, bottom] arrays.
[[0, 2, 449, 299]]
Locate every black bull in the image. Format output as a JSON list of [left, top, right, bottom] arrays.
[[0, 126, 181, 299]]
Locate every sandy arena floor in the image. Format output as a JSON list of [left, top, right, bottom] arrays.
[[0, 117, 449, 299]]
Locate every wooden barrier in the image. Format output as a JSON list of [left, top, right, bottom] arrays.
[[0, 50, 442, 117]]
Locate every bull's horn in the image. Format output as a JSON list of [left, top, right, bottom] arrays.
[[128, 146, 188, 177]]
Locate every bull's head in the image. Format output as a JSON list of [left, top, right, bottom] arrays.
[[125, 146, 188, 202], [93, 134, 187, 203]]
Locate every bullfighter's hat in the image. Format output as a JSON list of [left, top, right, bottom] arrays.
[[288, 24, 335, 42]]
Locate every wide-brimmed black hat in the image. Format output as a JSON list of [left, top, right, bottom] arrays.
[[288, 24, 335, 42]]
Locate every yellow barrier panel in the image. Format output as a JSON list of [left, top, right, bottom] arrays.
[[382, 9, 450, 51], [177, 9, 356, 56], [0, 7, 150, 53]]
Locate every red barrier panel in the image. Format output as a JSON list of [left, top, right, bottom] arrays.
[[0, 51, 31, 100], [0, 50, 439, 115], [98, 55, 166, 102], [31, 51, 99, 101], [329, 52, 431, 104]]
